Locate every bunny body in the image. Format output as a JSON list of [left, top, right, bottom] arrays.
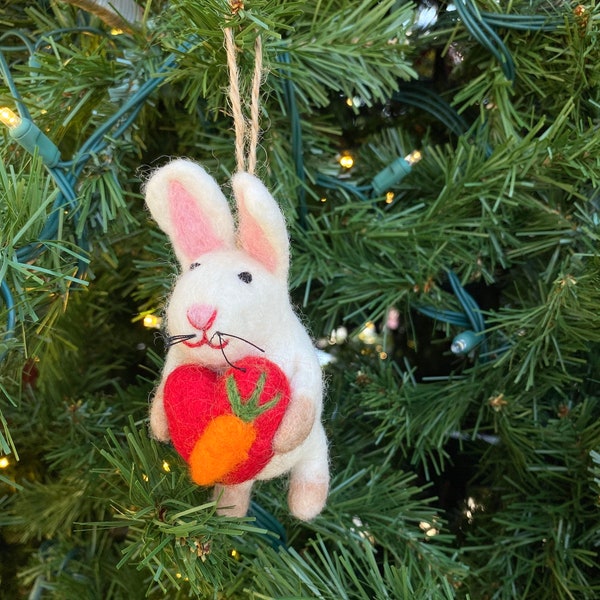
[[145, 159, 329, 520]]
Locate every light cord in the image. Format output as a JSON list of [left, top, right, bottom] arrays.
[[0, 280, 15, 363], [277, 52, 308, 227], [0, 27, 184, 363]]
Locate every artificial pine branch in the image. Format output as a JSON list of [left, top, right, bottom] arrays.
[[1, 0, 600, 597]]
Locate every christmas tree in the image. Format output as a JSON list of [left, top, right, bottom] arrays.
[[1, 0, 600, 597]]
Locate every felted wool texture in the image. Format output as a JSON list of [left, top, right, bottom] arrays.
[[169, 181, 226, 260], [145, 160, 330, 518], [272, 394, 316, 454], [223, 356, 291, 485], [163, 247, 291, 372], [237, 202, 278, 273], [288, 476, 329, 522], [189, 414, 256, 485], [144, 160, 236, 267], [213, 480, 254, 518], [233, 172, 290, 279], [163, 356, 291, 485]]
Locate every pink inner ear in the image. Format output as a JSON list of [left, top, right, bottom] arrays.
[[239, 218, 278, 273], [169, 181, 224, 260]]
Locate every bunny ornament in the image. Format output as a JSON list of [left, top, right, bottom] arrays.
[[144, 159, 329, 520]]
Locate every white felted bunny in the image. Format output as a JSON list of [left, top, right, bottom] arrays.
[[144, 159, 329, 521]]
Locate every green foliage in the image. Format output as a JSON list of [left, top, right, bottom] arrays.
[[1, 0, 600, 598], [158, 0, 416, 115], [461, 394, 600, 598], [97, 419, 269, 597]]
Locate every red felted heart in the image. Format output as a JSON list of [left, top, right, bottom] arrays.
[[163, 356, 291, 485]]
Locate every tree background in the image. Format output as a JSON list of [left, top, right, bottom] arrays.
[[1, 0, 600, 598]]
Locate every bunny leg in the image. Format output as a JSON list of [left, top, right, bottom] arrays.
[[287, 426, 329, 521], [214, 480, 254, 518]]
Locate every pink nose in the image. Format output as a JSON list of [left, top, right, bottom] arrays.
[[186, 304, 217, 331]]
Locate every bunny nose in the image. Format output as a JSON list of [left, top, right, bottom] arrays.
[[186, 304, 217, 331]]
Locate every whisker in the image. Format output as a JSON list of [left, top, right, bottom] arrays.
[[211, 331, 265, 372], [214, 332, 241, 371], [214, 331, 265, 353], [165, 333, 197, 348]]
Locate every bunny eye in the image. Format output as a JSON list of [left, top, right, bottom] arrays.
[[189, 262, 201, 270], [238, 271, 253, 284]]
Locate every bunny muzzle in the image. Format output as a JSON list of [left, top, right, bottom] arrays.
[[182, 304, 229, 350]]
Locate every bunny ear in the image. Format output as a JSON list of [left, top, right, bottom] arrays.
[[232, 172, 290, 279], [144, 160, 235, 266]]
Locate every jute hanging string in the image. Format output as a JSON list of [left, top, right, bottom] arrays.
[[224, 10, 263, 175]]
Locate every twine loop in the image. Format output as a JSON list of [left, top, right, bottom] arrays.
[[224, 7, 263, 175]]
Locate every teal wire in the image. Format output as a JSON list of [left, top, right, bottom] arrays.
[[480, 11, 565, 32], [33, 27, 111, 51], [454, 0, 515, 82], [0, 50, 31, 119], [392, 85, 469, 138], [414, 270, 490, 358], [248, 501, 287, 549], [0, 30, 35, 54], [72, 50, 180, 173], [315, 174, 369, 201], [456, 2, 569, 80], [446, 270, 485, 334], [0, 280, 16, 362], [414, 305, 471, 328]]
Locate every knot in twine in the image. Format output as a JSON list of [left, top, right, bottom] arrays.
[[224, 9, 263, 175]]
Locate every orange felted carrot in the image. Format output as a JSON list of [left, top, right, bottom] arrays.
[[189, 414, 256, 485]]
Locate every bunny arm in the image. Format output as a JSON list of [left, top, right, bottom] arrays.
[[272, 353, 322, 454], [149, 381, 170, 442], [272, 392, 316, 454], [148, 351, 183, 442]]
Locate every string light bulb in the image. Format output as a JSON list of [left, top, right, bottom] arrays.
[[451, 330, 481, 354], [0, 106, 21, 129], [0, 106, 61, 167], [339, 152, 355, 169], [404, 149, 422, 165], [0, 456, 10, 469], [143, 314, 162, 329], [358, 322, 378, 344], [371, 149, 423, 197]]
